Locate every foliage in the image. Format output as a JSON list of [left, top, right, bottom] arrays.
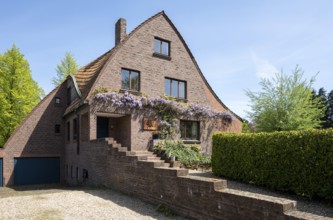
[[92, 87, 109, 96], [313, 88, 333, 128], [93, 91, 233, 139], [212, 129, 333, 200], [52, 52, 79, 86], [0, 45, 44, 147], [241, 120, 252, 133], [246, 66, 325, 132], [153, 141, 211, 169]]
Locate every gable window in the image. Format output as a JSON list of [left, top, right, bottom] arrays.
[[55, 97, 61, 105], [55, 124, 61, 134], [154, 37, 170, 56], [73, 118, 77, 140], [180, 120, 200, 140], [121, 69, 140, 91], [165, 78, 186, 99], [67, 86, 72, 105]]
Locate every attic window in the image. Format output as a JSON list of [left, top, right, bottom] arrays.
[[55, 97, 61, 105], [154, 37, 170, 57]]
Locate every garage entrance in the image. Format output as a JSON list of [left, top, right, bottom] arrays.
[[0, 158, 2, 187], [14, 157, 60, 186]]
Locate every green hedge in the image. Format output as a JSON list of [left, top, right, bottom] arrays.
[[212, 129, 333, 200]]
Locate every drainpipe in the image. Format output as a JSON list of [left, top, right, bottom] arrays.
[[76, 111, 80, 155]]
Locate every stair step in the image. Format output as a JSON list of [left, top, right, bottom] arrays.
[[163, 163, 170, 168], [118, 147, 128, 152], [127, 151, 154, 156]]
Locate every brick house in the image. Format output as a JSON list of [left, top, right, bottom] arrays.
[[0, 11, 242, 187]]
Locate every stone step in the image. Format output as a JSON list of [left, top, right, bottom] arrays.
[[163, 163, 170, 168], [128, 151, 153, 156], [118, 147, 128, 152]]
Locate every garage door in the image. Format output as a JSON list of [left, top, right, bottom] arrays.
[[14, 157, 60, 186], [0, 158, 2, 187]]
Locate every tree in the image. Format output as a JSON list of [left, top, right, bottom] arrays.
[[51, 52, 79, 86], [312, 88, 333, 129], [0, 45, 44, 147], [246, 66, 325, 132], [327, 90, 333, 128]]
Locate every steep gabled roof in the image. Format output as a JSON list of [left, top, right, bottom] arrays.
[[65, 11, 242, 121], [74, 49, 114, 98]]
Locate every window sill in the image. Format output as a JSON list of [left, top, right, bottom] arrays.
[[153, 52, 171, 61], [119, 89, 141, 96], [183, 140, 201, 144], [165, 96, 188, 103]]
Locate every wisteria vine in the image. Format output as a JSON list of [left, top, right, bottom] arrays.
[[93, 91, 233, 139]]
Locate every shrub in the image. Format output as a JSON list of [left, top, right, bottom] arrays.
[[212, 129, 333, 200], [153, 141, 211, 169]]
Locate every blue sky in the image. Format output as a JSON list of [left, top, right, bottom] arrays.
[[1, 1, 332, 119]]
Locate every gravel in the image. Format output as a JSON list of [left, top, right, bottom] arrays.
[[189, 170, 333, 218], [0, 186, 186, 220]]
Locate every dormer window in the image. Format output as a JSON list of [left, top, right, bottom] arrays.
[[154, 37, 170, 57], [121, 68, 140, 91]]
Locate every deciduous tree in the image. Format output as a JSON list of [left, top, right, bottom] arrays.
[[51, 52, 79, 86], [0, 45, 44, 147], [246, 66, 325, 132]]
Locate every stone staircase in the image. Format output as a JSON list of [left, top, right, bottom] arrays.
[[100, 137, 330, 219], [106, 138, 174, 168]]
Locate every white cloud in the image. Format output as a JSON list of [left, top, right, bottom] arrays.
[[251, 52, 278, 79]]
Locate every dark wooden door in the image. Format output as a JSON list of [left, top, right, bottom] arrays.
[[97, 117, 109, 138]]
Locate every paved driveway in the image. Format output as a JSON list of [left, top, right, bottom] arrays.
[[0, 186, 186, 220]]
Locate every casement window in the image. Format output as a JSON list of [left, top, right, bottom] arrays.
[[55, 124, 61, 134], [164, 78, 186, 99], [67, 86, 72, 105], [154, 37, 170, 56], [67, 122, 70, 141], [73, 118, 77, 140], [121, 69, 140, 91], [180, 120, 200, 140]]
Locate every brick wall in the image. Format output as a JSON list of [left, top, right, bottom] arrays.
[[91, 13, 242, 132], [0, 84, 67, 186], [65, 139, 302, 220]]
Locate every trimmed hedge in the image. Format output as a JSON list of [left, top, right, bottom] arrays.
[[212, 129, 333, 200]]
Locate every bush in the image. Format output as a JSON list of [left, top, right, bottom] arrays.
[[153, 141, 211, 169], [212, 129, 333, 200]]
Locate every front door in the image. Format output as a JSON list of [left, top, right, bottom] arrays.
[[97, 117, 109, 138]]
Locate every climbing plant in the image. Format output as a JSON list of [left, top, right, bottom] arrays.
[[92, 91, 233, 139]]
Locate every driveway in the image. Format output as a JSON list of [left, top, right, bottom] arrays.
[[0, 185, 186, 220]]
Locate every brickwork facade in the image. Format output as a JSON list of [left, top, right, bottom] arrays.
[[0, 84, 67, 186], [1, 11, 242, 188]]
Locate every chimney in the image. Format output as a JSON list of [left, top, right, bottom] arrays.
[[115, 18, 127, 46]]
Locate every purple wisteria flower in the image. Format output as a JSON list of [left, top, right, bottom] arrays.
[[93, 91, 233, 123]]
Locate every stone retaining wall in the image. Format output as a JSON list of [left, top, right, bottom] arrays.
[[63, 138, 316, 219]]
